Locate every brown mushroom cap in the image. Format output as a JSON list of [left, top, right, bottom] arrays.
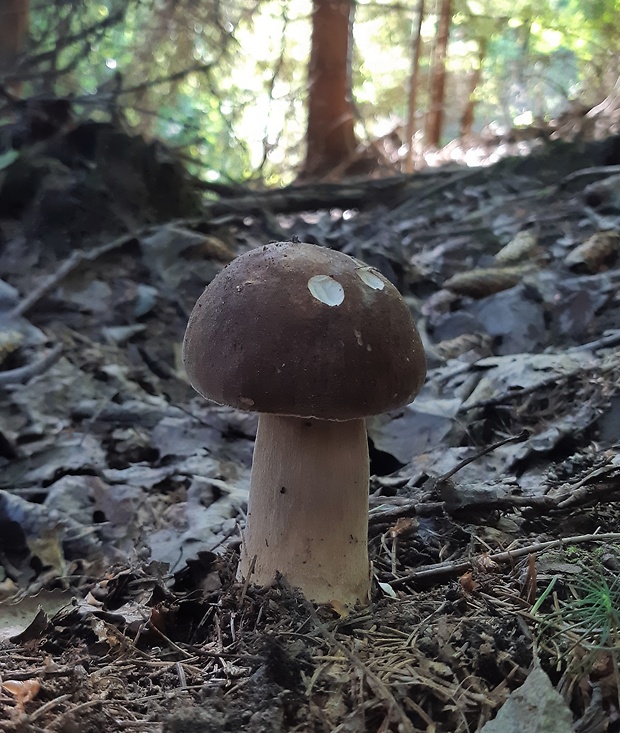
[[183, 241, 426, 420]]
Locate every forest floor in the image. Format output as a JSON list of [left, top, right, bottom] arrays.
[[0, 122, 619, 733]]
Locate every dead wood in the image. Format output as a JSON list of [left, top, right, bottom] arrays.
[[390, 532, 620, 586]]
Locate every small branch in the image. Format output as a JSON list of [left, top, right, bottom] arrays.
[[390, 532, 620, 587], [567, 329, 620, 353], [438, 430, 529, 483], [554, 464, 620, 509], [458, 371, 578, 412], [28, 694, 72, 722], [0, 344, 63, 385], [560, 165, 620, 188], [256, 4, 289, 176], [115, 63, 214, 97], [370, 479, 620, 523], [10, 233, 138, 319], [13, 7, 127, 83]]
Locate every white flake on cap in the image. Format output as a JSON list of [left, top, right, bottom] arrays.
[[307, 275, 345, 306], [356, 268, 385, 290]]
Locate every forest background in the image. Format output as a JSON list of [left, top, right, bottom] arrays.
[[1, 0, 619, 186], [1, 1, 620, 730]]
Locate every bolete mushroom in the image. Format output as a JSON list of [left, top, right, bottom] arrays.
[[183, 241, 426, 606]]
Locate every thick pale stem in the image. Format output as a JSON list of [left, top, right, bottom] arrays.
[[240, 414, 370, 606]]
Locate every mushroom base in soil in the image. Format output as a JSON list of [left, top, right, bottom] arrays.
[[241, 414, 370, 606], [182, 241, 426, 606]]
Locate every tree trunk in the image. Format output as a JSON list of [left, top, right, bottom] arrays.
[[300, 0, 358, 180], [0, 0, 30, 95], [459, 37, 487, 138], [403, 0, 425, 173], [425, 0, 452, 148]]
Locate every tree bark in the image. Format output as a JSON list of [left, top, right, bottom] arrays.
[[404, 0, 425, 173], [300, 0, 359, 180], [0, 0, 30, 94], [459, 37, 487, 138], [425, 0, 452, 148]]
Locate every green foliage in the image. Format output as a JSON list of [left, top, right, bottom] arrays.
[[569, 567, 620, 649], [18, 0, 620, 183], [353, 2, 417, 125], [535, 559, 620, 651]]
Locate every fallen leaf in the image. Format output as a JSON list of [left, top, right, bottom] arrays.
[[459, 571, 480, 593], [479, 665, 573, 733], [2, 678, 41, 708]]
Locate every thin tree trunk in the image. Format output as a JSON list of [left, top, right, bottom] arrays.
[[459, 37, 487, 138], [0, 0, 30, 94], [425, 0, 452, 148], [300, 0, 358, 180], [404, 0, 425, 173]]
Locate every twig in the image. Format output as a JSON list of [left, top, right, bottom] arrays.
[[371, 454, 619, 523], [114, 62, 213, 98], [9, 233, 137, 319], [554, 464, 620, 509], [0, 344, 62, 385], [239, 554, 256, 607], [567, 328, 620, 353], [390, 532, 620, 587], [560, 165, 620, 187], [369, 431, 529, 523], [28, 693, 72, 721], [458, 370, 578, 412], [10, 8, 126, 85], [437, 430, 529, 483], [147, 621, 193, 660], [384, 168, 483, 223]]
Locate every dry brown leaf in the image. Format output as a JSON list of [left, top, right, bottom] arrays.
[[434, 333, 494, 361], [389, 517, 416, 538], [2, 678, 41, 708], [328, 599, 351, 618], [443, 265, 535, 298], [476, 553, 500, 572], [194, 235, 236, 262], [494, 229, 539, 264], [564, 230, 620, 272], [459, 570, 480, 593]]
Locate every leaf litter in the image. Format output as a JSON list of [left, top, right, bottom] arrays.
[[0, 121, 619, 731]]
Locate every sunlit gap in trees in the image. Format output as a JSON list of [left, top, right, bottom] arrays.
[[8, 0, 619, 184]]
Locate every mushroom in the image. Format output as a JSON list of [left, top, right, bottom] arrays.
[[183, 242, 426, 606]]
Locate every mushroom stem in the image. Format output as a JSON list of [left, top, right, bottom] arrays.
[[240, 414, 370, 605]]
